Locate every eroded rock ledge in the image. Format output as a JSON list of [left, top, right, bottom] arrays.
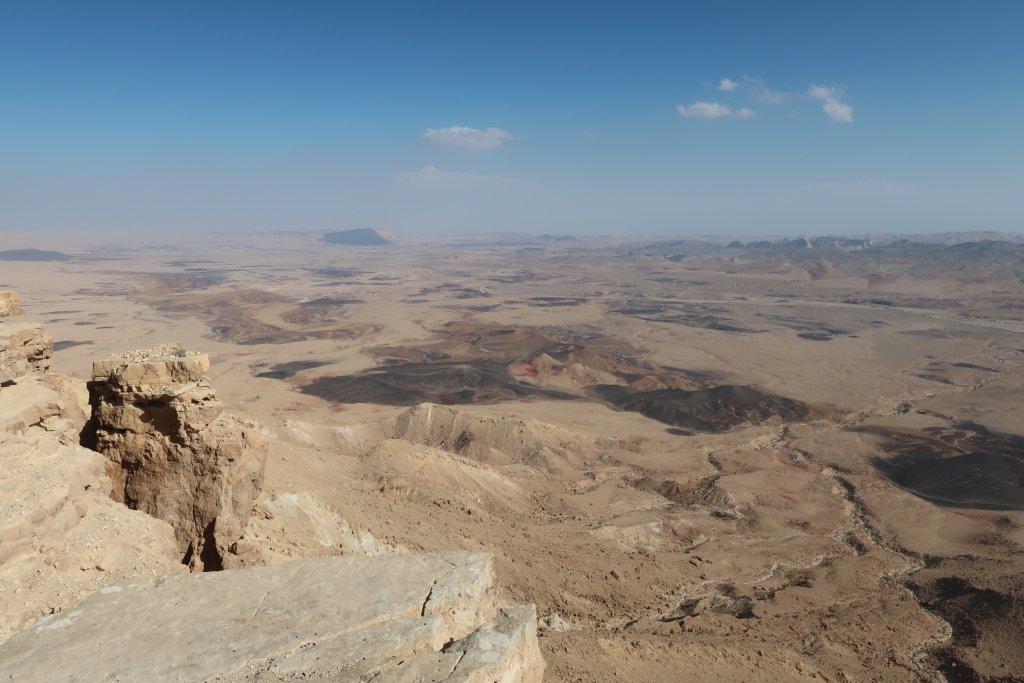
[[1, 297, 544, 680], [0, 290, 52, 384], [0, 552, 544, 682], [0, 293, 182, 640], [83, 343, 268, 571]]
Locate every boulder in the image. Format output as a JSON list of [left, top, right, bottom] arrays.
[[0, 291, 24, 318], [83, 343, 267, 571], [0, 322, 53, 384], [0, 552, 545, 682], [0, 291, 52, 384]]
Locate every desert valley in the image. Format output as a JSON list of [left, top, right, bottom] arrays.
[[0, 230, 1021, 681]]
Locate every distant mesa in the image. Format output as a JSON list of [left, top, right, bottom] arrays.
[[0, 249, 73, 261], [320, 229, 392, 246]]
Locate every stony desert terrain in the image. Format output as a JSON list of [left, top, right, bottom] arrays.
[[1, 231, 1022, 682]]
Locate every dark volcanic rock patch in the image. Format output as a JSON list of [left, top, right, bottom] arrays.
[[906, 559, 1024, 682], [309, 267, 367, 278], [410, 284, 491, 300], [607, 300, 757, 333], [299, 360, 574, 406], [484, 272, 539, 284], [525, 297, 587, 307], [255, 360, 329, 380], [53, 340, 93, 352], [873, 452, 1024, 511], [587, 384, 809, 432], [460, 304, 503, 313], [859, 423, 1024, 511], [131, 286, 375, 345]]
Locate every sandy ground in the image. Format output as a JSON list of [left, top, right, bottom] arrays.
[[2, 232, 1022, 682]]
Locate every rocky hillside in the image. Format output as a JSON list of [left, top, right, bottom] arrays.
[[0, 292, 544, 681], [0, 291, 183, 641]]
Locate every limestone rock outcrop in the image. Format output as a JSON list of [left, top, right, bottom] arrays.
[[0, 427, 184, 641], [0, 291, 52, 384], [1, 298, 544, 680], [0, 552, 545, 682], [0, 290, 25, 317], [84, 343, 268, 571], [0, 295, 182, 640]]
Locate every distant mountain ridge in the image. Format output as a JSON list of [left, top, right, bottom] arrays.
[[0, 249, 73, 261], [320, 229, 392, 246]]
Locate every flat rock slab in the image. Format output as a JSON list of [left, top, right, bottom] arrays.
[[0, 376, 62, 433], [0, 552, 544, 682]]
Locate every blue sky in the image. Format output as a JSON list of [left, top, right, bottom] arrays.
[[2, 1, 1022, 235]]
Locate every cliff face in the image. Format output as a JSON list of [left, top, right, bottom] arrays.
[[83, 343, 268, 571], [0, 293, 182, 641], [1, 294, 544, 680]]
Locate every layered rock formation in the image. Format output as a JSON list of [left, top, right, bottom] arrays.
[[0, 294, 181, 640], [0, 290, 52, 384], [0, 553, 545, 682], [1, 297, 544, 680], [83, 343, 268, 571]]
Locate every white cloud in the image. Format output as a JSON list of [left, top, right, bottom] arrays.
[[677, 102, 755, 120], [717, 77, 738, 91], [394, 166, 510, 190], [677, 101, 733, 118], [421, 125, 515, 150], [808, 85, 854, 123], [742, 76, 789, 104]]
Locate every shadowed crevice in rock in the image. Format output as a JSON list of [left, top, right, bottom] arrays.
[[0, 292, 184, 640], [196, 520, 225, 571]]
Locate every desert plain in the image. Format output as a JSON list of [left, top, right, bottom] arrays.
[[1, 231, 1022, 682]]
